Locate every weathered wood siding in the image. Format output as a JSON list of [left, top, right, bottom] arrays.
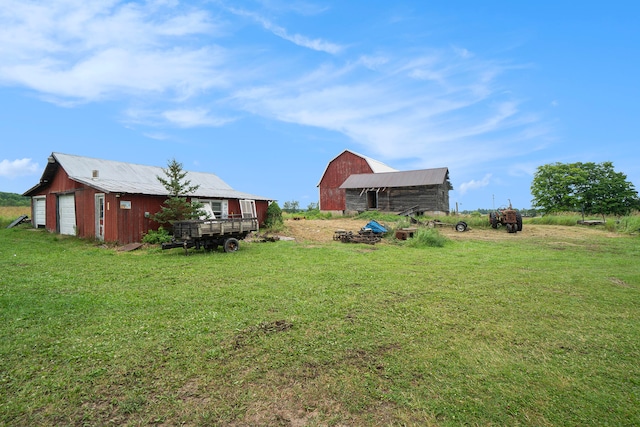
[[344, 184, 450, 214], [319, 151, 374, 211]]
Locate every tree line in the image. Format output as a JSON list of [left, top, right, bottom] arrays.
[[0, 192, 30, 206]]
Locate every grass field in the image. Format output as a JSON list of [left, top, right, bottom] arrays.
[[1, 218, 639, 426]]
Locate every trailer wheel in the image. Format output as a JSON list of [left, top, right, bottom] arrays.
[[455, 221, 468, 232], [223, 238, 239, 253]]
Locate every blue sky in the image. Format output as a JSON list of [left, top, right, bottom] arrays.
[[1, 0, 639, 211]]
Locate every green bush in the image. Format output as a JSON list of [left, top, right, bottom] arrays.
[[264, 202, 284, 230], [403, 227, 449, 248], [142, 227, 172, 244]]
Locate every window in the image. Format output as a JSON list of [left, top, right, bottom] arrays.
[[194, 199, 228, 219]]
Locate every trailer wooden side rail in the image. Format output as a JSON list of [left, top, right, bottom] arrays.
[[162, 215, 259, 254]]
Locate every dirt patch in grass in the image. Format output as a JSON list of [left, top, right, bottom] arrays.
[[281, 218, 620, 243], [230, 320, 294, 349]]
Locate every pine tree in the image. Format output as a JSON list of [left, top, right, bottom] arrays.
[[151, 159, 204, 228]]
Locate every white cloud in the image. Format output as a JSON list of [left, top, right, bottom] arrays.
[[162, 109, 235, 128], [125, 107, 235, 128], [0, 1, 225, 103], [458, 174, 492, 195], [0, 159, 40, 178], [0, 1, 549, 174]]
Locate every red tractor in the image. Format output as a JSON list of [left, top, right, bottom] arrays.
[[489, 203, 523, 233]]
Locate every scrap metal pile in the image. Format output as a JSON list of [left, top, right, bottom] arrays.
[[334, 220, 387, 244]]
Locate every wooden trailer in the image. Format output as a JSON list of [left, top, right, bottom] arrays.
[[161, 215, 258, 254]]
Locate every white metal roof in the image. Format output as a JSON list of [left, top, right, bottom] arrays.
[[25, 153, 271, 200]]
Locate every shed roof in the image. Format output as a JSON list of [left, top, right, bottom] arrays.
[[24, 153, 271, 200], [339, 168, 449, 189]]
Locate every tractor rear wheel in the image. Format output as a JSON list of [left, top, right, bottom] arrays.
[[516, 212, 523, 231]]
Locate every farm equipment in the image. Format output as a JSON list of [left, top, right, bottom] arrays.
[[489, 203, 522, 233], [427, 220, 468, 232], [161, 215, 258, 255], [334, 220, 387, 244], [397, 205, 468, 232]]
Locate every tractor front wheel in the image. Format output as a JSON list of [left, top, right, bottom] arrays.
[[516, 212, 523, 231], [489, 212, 498, 229]]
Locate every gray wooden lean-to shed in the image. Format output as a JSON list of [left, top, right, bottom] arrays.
[[339, 168, 452, 215]]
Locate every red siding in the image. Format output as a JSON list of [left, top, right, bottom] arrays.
[[30, 165, 270, 244], [319, 151, 374, 211], [113, 194, 164, 244]]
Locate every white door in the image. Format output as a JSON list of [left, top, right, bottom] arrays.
[[33, 196, 46, 228], [58, 194, 76, 235], [95, 194, 105, 240]]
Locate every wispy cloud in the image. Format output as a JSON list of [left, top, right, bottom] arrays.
[[225, 6, 344, 54], [0, 159, 40, 177], [0, 0, 547, 175], [124, 107, 235, 128], [162, 109, 235, 128], [232, 49, 543, 171], [459, 174, 492, 194]]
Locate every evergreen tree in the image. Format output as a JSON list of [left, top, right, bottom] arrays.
[[151, 159, 204, 228]]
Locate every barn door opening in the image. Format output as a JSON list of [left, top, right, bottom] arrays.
[[95, 194, 105, 241], [366, 190, 378, 209]]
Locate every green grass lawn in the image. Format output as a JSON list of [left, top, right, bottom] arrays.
[[1, 225, 639, 426]]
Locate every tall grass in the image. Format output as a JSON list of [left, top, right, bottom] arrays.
[[609, 214, 640, 233], [401, 227, 449, 247], [0, 206, 30, 228]]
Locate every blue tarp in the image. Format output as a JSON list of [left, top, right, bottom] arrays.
[[363, 220, 387, 234]]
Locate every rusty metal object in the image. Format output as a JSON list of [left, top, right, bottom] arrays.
[[427, 220, 468, 232], [489, 201, 522, 233], [334, 229, 382, 244]]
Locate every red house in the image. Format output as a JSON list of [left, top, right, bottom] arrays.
[[23, 153, 272, 244], [317, 150, 396, 213]]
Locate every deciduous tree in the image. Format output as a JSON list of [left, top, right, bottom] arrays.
[[531, 162, 638, 217]]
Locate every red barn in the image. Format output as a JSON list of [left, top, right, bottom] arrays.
[[317, 150, 396, 213], [23, 153, 272, 244]]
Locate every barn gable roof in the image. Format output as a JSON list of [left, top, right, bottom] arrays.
[[317, 149, 397, 187], [339, 168, 449, 189], [24, 153, 271, 200]]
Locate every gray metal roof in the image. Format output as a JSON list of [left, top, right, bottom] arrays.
[[339, 168, 449, 189], [24, 153, 271, 200]]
